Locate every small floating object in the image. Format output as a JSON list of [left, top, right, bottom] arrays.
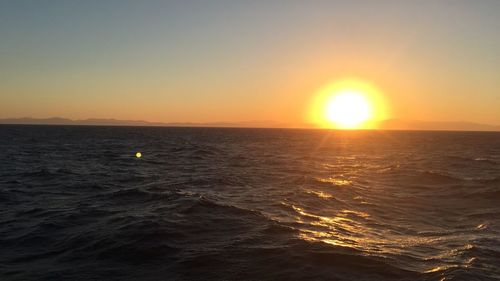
[[135, 152, 142, 158]]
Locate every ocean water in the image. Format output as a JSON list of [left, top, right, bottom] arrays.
[[1, 125, 499, 281]]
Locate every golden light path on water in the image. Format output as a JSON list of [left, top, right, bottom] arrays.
[[287, 183, 478, 274], [273, 157, 481, 275]]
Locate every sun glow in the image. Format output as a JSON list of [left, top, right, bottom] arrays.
[[326, 91, 371, 128], [309, 79, 388, 129]]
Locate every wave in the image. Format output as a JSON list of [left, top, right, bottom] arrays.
[[2, 127, 500, 280]]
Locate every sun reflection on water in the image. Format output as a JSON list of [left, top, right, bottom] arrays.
[[286, 200, 481, 275], [316, 177, 352, 186], [289, 204, 374, 250], [304, 189, 333, 199]]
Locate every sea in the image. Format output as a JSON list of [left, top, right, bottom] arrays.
[[1, 125, 499, 281]]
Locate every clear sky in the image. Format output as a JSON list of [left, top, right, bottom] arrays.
[[1, 0, 499, 126]]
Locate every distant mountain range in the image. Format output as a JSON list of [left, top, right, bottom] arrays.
[[377, 119, 500, 132], [0, 117, 291, 128], [1, 117, 499, 131]]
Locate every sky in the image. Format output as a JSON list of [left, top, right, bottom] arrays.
[[1, 0, 499, 127]]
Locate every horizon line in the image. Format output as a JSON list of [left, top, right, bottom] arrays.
[[1, 116, 500, 132]]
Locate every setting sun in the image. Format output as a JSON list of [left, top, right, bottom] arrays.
[[309, 79, 388, 129], [326, 91, 372, 129]]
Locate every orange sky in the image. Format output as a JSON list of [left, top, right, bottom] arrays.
[[1, 1, 499, 128]]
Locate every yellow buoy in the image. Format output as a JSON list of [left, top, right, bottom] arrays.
[[136, 152, 142, 158]]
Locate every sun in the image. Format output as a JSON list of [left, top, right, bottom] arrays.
[[308, 78, 387, 129], [326, 90, 372, 129]]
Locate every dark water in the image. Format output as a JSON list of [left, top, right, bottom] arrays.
[[1, 125, 500, 281]]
